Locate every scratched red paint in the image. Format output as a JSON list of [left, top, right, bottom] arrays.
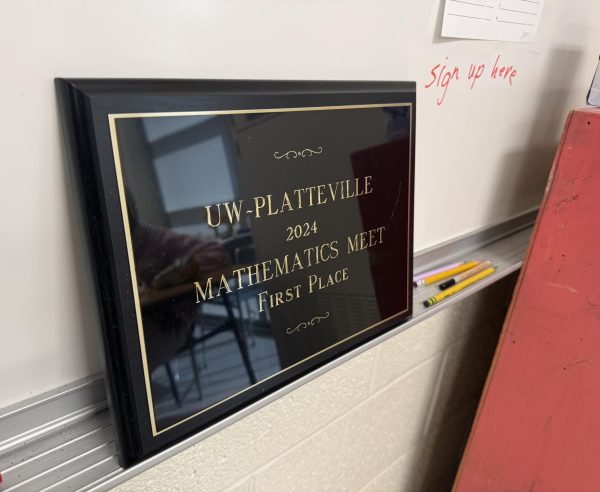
[[425, 54, 517, 106], [455, 109, 600, 491]]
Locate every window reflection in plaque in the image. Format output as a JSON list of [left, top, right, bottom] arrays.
[[117, 115, 281, 430]]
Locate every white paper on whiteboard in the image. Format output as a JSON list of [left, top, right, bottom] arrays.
[[441, 0, 544, 43]]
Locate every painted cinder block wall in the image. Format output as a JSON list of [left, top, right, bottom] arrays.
[[115, 274, 516, 492]]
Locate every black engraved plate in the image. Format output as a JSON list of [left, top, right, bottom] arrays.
[[56, 79, 415, 465]]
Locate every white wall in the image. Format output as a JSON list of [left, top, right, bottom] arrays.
[[1, 0, 599, 411]]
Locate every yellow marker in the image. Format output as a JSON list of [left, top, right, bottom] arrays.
[[423, 267, 496, 308], [415, 261, 480, 287]]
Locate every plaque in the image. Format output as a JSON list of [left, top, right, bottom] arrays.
[[57, 79, 415, 464]]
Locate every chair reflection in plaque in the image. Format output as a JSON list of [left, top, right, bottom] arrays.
[[220, 233, 271, 347], [128, 197, 278, 423]]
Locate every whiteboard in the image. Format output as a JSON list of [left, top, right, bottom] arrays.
[[0, 0, 599, 408]]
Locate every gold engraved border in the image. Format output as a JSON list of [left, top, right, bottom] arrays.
[[108, 102, 413, 437]]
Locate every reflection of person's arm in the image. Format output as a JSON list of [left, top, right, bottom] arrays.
[[146, 226, 231, 289], [189, 239, 231, 274]]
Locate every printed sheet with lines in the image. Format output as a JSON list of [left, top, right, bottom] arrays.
[[441, 0, 544, 43]]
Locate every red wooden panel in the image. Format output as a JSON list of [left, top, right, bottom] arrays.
[[455, 108, 600, 491]]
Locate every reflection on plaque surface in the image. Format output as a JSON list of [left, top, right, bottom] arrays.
[[57, 79, 415, 464]]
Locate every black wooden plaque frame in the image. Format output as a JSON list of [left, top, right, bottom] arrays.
[[56, 79, 415, 465]]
